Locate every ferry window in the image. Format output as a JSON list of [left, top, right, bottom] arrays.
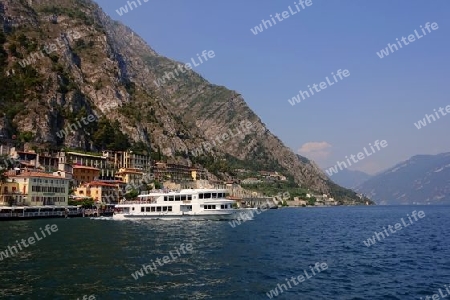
[[163, 206, 168, 211], [151, 207, 155, 212], [169, 196, 174, 201], [168, 206, 172, 212], [212, 193, 217, 198], [175, 195, 180, 201], [164, 196, 168, 201], [188, 195, 192, 200], [189, 206, 192, 210], [181, 195, 186, 201], [157, 207, 162, 212], [204, 193, 211, 199], [199, 194, 203, 199], [146, 207, 150, 212], [221, 205, 224, 209], [141, 207, 145, 212], [132, 207, 135, 211], [212, 205, 216, 209]]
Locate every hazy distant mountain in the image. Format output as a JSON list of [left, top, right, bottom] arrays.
[[327, 168, 372, 189], [355, 153, 450, 205]]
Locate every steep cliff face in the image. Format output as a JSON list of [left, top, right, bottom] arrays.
[[0, 0, 365, 203]]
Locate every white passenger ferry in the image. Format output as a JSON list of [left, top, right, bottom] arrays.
[[113, 189, 239, 220]]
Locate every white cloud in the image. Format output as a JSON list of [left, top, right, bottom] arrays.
[[298, 141, 332, 161]]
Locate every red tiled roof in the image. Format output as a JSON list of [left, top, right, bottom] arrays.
[[87, 181, 122, 187], [72, 165, 100, 171], [10, 172, 69, 179]]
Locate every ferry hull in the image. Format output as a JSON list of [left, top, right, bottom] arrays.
[[113, 211, 240, 221]]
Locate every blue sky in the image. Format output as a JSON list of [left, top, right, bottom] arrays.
[[94, 0, 450, 174]]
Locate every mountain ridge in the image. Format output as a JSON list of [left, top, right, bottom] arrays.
[[0, 0, 368, 204], [355, 152, 450, 204]]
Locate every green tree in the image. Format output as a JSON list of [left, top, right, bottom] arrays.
[[307, 197, 316, 206], [92, 117, 130, 151], [124, 189, 139, 200], [69, 198, 94, 208]]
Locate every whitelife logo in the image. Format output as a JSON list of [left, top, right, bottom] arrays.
[[131, 243, 193, 280], [326, 140, 388, 177], [154, 50, 215, 87], [250, 0, 313, 35], [115, 0, 149, 16], [56, 114, 98, 139], [376, 22, 439, 59], [266, 262, 328, 298], [414, 105, 450, 129], [288, 69, 350, 106], [363, 210, 425, 247], [0, 224, 58, 261], [421, 283, 450, 300]]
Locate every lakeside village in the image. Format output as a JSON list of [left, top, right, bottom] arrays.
[[0, 141, 349, 220]]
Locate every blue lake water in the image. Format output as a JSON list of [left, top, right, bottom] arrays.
[[0, 206, 449, 299]]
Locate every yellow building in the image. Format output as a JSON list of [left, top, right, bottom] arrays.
[[9, 171, 70, 206], [0, 181, 24, 206], [74, 181, 124, 204], [115, 168, 144, 186], [72, 165, 100, 186]]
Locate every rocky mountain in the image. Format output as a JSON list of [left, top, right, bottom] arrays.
[[355, 153, 450, 205], [0, 0, 368, 204], [326, 168, 372, 190]]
